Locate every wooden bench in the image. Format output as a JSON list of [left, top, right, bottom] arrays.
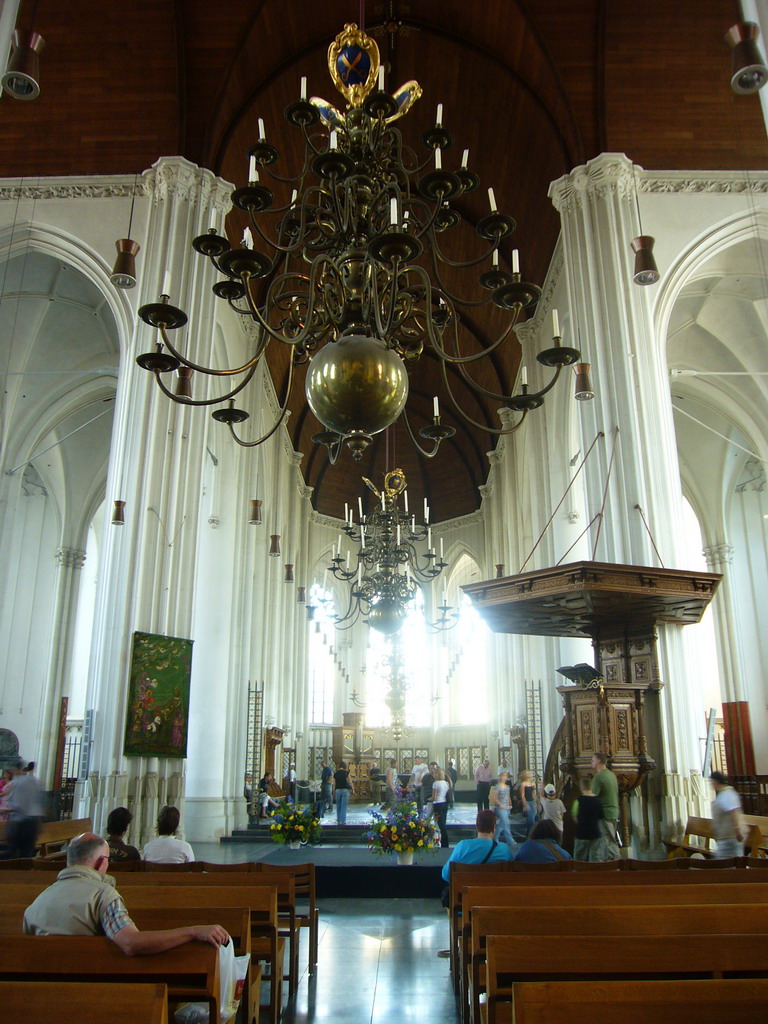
[[113, 884, 284, 1024], [122, 869, 302, 997], [455, 879, 768, 997], [0, 980, 169, 1024], [663, 815, 763, 858], [483, 933, 768, 1024], [0, 936, 219, 1020], [0, 817, 92, 858], [509, 979, 768, 1023], [743, 813, 768, 857], [466, 902, 768, 1024]]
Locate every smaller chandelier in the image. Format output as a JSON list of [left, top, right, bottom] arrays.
[[318, 468, 448, 634]]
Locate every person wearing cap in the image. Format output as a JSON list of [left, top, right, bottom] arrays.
[[540, 783, 567, 842], [23, 832, 228, 954]]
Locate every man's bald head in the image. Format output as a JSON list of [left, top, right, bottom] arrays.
[[67, 832, 110, 870]]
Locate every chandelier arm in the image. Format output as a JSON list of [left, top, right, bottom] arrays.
[[531, 363, 564, 398], [407, 266, 517, 363], [448, 342, 561, 405], [401, 408, 447, 459], [429, 228, 500, 270], [157, 324, 267, 377], [151, 362, 259, 407], [240, 260, 330, 347], [224, 356, 297, 448], [425, 254, 498, 308], [437, 357, 529, 435]]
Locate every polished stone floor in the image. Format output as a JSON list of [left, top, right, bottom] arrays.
[[273, 898, 457, 1024]]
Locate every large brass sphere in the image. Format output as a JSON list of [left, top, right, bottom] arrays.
[[305, 335, 409, 437], [367, 597, 408, 634]]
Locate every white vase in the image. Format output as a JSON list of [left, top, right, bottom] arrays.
[[290, 840, 301, 850], [397, 851, 414, 865]]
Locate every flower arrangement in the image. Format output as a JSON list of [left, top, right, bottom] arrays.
[[269, 800, 323, 846], [365, 801, 439, 856]]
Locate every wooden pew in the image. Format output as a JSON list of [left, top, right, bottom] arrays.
[[0, 816, 92, 857], [119, 869, 302, 996], [111, 884, 283, 1024], [0, 903, 259, 1024], [448, 862, 768, 984], [509, 979, 768, 1024], [466, 903, 768, 1024], [455, 879, 768, 998], [663, 815, 763, 858], [0, 936, 219, 1020], [483, 934, 768, 1024], [0, 981, 169, 1024], [253, 862, 319, 976], [743, 813, 768, 857]]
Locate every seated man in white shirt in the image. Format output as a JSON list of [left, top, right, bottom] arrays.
[[23, 832, 228, 954]]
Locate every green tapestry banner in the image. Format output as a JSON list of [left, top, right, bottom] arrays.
[[124, 631, 193, 758]]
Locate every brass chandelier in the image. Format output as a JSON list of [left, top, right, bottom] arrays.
[[136, 23, 584, 462], [314, 468, 451, 634]]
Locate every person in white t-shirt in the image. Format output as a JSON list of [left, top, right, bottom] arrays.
[[540, 783, 567, 841], [411, 757, 429, 809], [431, 767, 450, 848], [142, 805, 195, 864], [710, 772, 745, 858]]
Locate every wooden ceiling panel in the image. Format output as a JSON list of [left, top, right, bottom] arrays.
[[1, 0, 763, 520]]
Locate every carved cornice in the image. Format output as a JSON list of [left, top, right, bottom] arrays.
[[0, 179, 149, 201], [549, 154, 635, 215], [148, 159, 232, 212], [55, 547, 86, 569], [309, 510, 343, 529], [703, 543, 734, 571], [640, 172, 768, 195]]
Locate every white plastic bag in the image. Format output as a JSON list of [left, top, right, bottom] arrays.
[[172, 942, 249, 1024], [219, 940, 250, 1024]]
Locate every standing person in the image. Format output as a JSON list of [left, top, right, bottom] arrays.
[[421, 762, 437, 819], [710, 771, 746, 858], [517, 770, 538, 836], [243, 773, 254, 822], [572, 777, 605, 861], [411, 756, 429, 810], [368, 765, 384, 804], [491, 770, 516, 849], [431, 767, 450, 848], [496, 756, 510, 778], [590, 752, 620, 860], [333, 760, 354, 824], [105, 807, 140, 863], [142, 806, 195, 863], [474, 759, 492, 811], [320, 761, 333, 814], [5, 761, 43, 858], [288, 763, 297, 802], [383, 758, 399, 809], [540, 783, 567, 842], [23, 833, 227, 952]]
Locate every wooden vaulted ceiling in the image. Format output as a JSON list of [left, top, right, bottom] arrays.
[[2, 0, 766, 522]]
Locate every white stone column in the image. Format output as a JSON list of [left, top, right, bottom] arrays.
[[703, 542, 746, 705], [549, 154, 703, 832], [80, 158, 233, 839], [40, 546, 86, 787]]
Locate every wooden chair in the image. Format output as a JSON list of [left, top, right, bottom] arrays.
[[199, 860, 258, 872], [142, 860, 203, 872], [0, 981, 169, 1024], [255, 862, 319, 974]]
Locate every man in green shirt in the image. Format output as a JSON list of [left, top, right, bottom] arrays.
[[591, 751, 620, 860]]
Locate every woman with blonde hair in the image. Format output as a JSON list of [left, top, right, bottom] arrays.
[[516, 769, 538, 836], [491, 770, 516, 849]]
